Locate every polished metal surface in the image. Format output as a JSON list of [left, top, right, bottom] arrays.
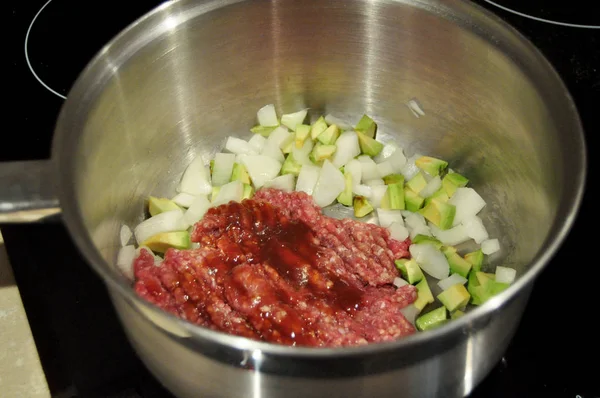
[[0, 160, 60, 222], [2, 0, 587, 397]]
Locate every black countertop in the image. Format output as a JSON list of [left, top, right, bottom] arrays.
[[6, 1, 599, 397]]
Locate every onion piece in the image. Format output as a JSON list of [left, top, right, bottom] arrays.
[[177, 155, 212, 196], [281, 109, 308, 131], [370, 185, 388, 208], [437, 273, 468, 291], [257, 104, 279, 127], [409, 243, 449, 280], [260, 141, 285, 163], [407, 99, 425, 118], [409, 224, 432, 239], [120, 225, 132, 247], [345, 159, 362, 188], [171, 192, 196, 208], [374, 143, 398, 163], [403, 211, 427, 230], [419, 176, 442, 198], [400, 154, 422, 180], [241, 155, 282, 189], [264, 174, 296, 192], [266, 126, 291, 148], [352, 184, 372, 198], [331, 131, 361, 168], [388, 222, 409, 241], [393, 277, 408, 288], [429, 224, 471, 246], [448, 187, 486, 226], [357, 155, 379, 181], [495, 266, 516, 284], [313, 160, 345, 208], [324, 114, 352, 130], [292, 138, 314, 166], [461, 215, 489, 244], [481, 238, 500, 255], [183, 195, 211, 225], [225, 137, 257, 155], [134, 209, 188, 245], [211, 180, 244, 207], [248, 134, 267, 153], [366, 178, 385, 187], [376, 209, 404, 228], [295, 164, 320, 195], [400, 304, 420, 325], [388, 150, 408, 173], [116, 245, 136, 280], [212, 153, 236, 186], [376, 160, 395, 178]]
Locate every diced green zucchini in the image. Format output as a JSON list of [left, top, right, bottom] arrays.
[[413, 278, 434, 311], [464, 249, 484, 272], [295, 124, 311, 148], [317, 124, 340, 145], [142, 231, 191, 253], [310, 116, 328, 140], [354, 114, 377, 138], [250, 125, 277, 137], [211, 186, 221, 202], [356, 130, 383, 157], [381, 182, 404, 210], [353, 196, 374, 218], [406, 172, 427, 194], [405, 188, 425, 212], [437, 284, 470, 312], [231, 163, 251, 184], [451, 310, 465, 319], [394, 258, 424, 284], [148, 196, 181, 217], [424, 188, 450, 206], [337, 168, 353, 206], [443, 251, 472, 278], [242, 183, 254, 200], [412, 234, 443, 249], [383, 174, 404, 185], [419, 199, 456, 230], [415, 156, 448, 177], [442, 172, 469, 197], [281, 152, 303, 176], [309, 143, 337, 163], [415, 306, 447, 331]]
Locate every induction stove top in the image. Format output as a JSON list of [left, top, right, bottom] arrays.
[[6, 1, 599, 397]]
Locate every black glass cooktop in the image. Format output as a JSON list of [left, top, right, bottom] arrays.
[[6, 1, 599, 397]]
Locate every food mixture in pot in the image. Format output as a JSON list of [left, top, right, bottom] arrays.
[[117, 105, 515, 347]]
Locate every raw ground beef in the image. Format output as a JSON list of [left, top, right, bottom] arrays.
[[133, 188, 416, 347]]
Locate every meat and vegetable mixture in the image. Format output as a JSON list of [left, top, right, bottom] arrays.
[[117, 104, 515, 347]]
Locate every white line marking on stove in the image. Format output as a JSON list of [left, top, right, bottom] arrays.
[[25, 0, 68, 99], [484, 1, 600, 29]]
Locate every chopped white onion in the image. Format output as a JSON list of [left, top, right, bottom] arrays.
[[345, 159, 362, 188], [370, 185, 388, 208], [241, 155, 282, 189], [190, 242, 201, 249], [352, 184, 372, 198], [376, 160, 395, 179], [212, 153, 236, 186], [409, 224, 432, 239], [376, 209, 404, 228], [495, 266, 516, 284], [400, 154, 422, 180], [481, 238, 500, 255], [366, 178, 385, 187], [429, 224, 471, 246], [260, 141, 285, 163], [448, 187, 486, 226], [292, 138, 314, 166], [248, 134, 267, 153], [183, 195, 211, 225], [393, 277, 408, 288], [403, 211, 427, 230], [331, 131, 361, 168], [171, 192, 196, 208], [116, 245, 136, 280], [374, 143, 398, 163], [211, 180, 244, 207], [134, 209, 188, 245], [437, 273, 468, 291], [295, 164, 320, 195], [461, 215, 489, 244], [120, 225, 132, 247], [357, 155, 379, 181], [177, 155, 212, 196], [399, 304, 420, 325], [266, 126, 291, 148], [312, 160, 345, 208], [324, 114, 352, 130], [264, 174, 295, 192], [407, 99, 425, 118], [388, 222, 409, 241], [225, 137, 257, 155], [419, 176, 442, 198], [388, 150, 408, 173], [409, 243, 449, 280], [257, 104, 279, 127], [281, 109, 308, 131]]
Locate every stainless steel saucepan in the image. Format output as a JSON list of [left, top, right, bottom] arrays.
[[1, 0, 586, 397]]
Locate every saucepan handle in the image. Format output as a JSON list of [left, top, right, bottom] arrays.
[[0, 160, 61, 223]]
